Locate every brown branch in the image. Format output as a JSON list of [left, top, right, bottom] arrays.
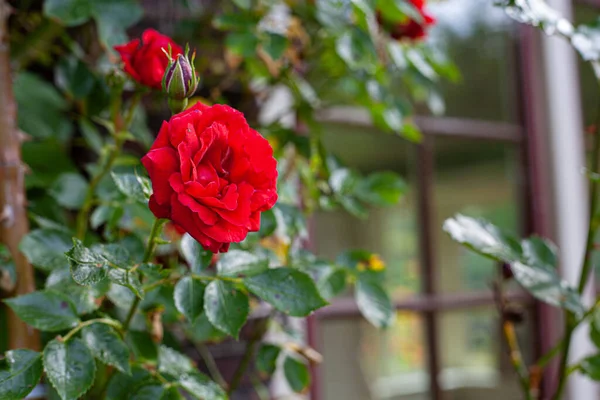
[[493, 281, 533, 399], [0, 0, 39, 350]]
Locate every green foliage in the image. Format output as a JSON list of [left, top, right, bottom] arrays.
[[158, 346, 226, 399], [6, 0, 429, 397], [244, 268, 328, 316], [355, 273, 394, 328], [0, 349, 43, 400], [20, 229, 72, 271], [111, 172, 151, 203], [4, 290, 79, 331], [14, 73, 73, 143], [216, 250, 269, 278], [105, 367, 151, 400], [174, 276, 206, 323], [256, 344, 281, 376], [444, 215, 585, 316], [180, 234, 213, 274], [81, 324, 131, 374], [50, 173, 89, 210], [43, 0, 143, 48], [204, 280, 249, 338], [283, 356, 310, 393], [44, 339, 96, 400], [578, 354, 600, 380]]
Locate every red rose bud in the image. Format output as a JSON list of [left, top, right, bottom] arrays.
[[114, 29, 183, 90], [163, 53, 199, 100]]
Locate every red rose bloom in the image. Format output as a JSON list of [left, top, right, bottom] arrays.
[[141, 103, 278, 253], [378, 0, 435, 41], [114, 29, 183, 89]]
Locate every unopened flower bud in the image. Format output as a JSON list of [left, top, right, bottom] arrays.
[[162, 51, 199, 101]]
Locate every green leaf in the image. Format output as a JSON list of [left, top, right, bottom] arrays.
[[81, 323, 130, 374], [130, 383, 164, 400], [243, 268, 327, 316], [579, 354, 600, 380], [178, 372, 227, 400], [158, 346, 194, 376], [216, 250, 269, 278], [4, 290, 79, 332], [15, 73, 73, 143], [232, 0, 251, 9], [356, 172, 406, 206], [78, 118, 104, 153], [111, 172, 151, 203], [44, 338, 96, 400], [45, 268, 99, 315], [283, 356, 310, 393], [162, 387, 185, 400], [262, 33, 288, 61], [187, 314, 227, 343], [95, 243, 131, 267], [127, 331, 158, 363], [258, 209, 277, 237], [442, 214, 522, 262], [50, 173, 89, 210], [317, 268, 347, 300], [66, 239, 107, 285], [329, 168, 359, 196], [204, 280, 249, 338], [226, 32, 259, 57], [107, 269, 144, 299], [0, 349, 43, 400], [105, 367, 151, 400], [181, 234, 213, 274], [335, 28, 377, 72], [91, 0, 143, 48], [510, 259, 584, 316], [444, 215, 584, 316], [355, 274, 394, 328], [43, 0, 92, 26], [522, 236, 557, 269], [174, 277, 206, 323], [256, 344, 280, 376], [55, 57, 96, 99], [20, 229, 72, 271]]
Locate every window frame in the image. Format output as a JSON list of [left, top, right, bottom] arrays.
[[306, 21, 554, 400]]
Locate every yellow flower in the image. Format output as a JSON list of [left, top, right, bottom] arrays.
[[368, 254, 386, 271], [357, 254, 386, 272]]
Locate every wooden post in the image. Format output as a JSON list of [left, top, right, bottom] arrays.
[[0, 0, 39, 351]]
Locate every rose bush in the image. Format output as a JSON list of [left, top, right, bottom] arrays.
[[1, 1, 456, 399], [378, 0, 435, 41], [115, 28, 183, 89], [142, 102, 278, 253]]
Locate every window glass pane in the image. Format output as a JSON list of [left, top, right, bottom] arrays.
[[439, 306, 534, 399], [427, 0, 519, 123], [433, 137, 521, 294], [321, 312, 430, 400], [314, 122, 420, 298]]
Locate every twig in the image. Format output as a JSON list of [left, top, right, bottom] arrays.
[[75, 91, 141, 239], [194, 343, 227, 389], [122, 218, 165, 332], [228, 316, 270, 395], [61, 318, 123, 342], [493, 281, 533, 399]]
